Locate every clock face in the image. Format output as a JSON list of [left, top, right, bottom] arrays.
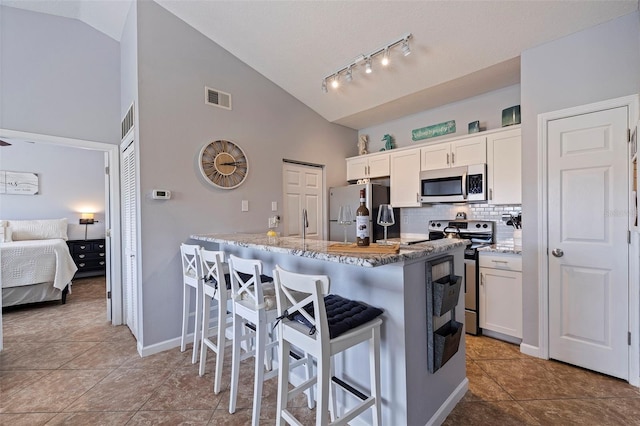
[[199, 140, 248, 189]]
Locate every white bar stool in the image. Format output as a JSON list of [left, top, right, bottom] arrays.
[[198, 248, 232, 394], [273, 265, 383, 426], [180, 243, 204, 364], [227, 255, 314, 426]]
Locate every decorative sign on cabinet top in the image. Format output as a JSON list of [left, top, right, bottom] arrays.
[[412, 120, 456, 141]]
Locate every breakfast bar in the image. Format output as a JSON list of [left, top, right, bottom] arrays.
[[190, 233, 468, 425]]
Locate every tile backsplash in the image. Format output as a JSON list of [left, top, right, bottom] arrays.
[[400, 203, 522, 242]]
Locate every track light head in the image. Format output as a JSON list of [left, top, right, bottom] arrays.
[[321, 79, 328, 93], [331, 75, 339, 89], [401, 39, 411, 56], [345, 67, 353, 82], [381, 48, 389, 66], [365, 57, 372, 74]]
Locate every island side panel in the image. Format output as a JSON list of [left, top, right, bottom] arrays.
[[211, 242, 410, 426], [403, 246, 467, 425]]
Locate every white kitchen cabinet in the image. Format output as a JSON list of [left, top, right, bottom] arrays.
[[487, 128, 521, 204], [346, 152, 390, 181], [479, 252, 522, 339], [390, 148, 421, 207], [421, 135, 486, 171]]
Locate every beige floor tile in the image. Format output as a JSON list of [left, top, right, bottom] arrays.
[[64, 368, 173, 412], [62, 340, 140, 369], [0, 340, 98, 370], [0, 369, 52, 397], [0, 369, 111, 413], [443, 401, 541, 425], [127, 410, 213, 425], [0, 412, 57, 425], [465, 334, 527, 360], [519, 398, 640, 425], [462, 359, 514, 402], [46, 411, 135, 425], [139, 368, 225, 411]]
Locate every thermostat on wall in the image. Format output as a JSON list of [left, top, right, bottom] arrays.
[[152, 189, 171, 200]]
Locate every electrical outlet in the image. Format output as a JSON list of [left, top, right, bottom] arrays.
[[268, 216, 280, 228], [403, 216, 409, 225]]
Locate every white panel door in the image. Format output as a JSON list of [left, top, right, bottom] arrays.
[[282, 162, 324, 239], [122, 142, 138, 339], [548, 106, 628, 379]]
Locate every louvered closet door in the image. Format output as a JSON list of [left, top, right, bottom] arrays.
[[122, 142, 139, 339]]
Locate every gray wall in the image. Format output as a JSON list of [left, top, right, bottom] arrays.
[[0, 6, 120, 145], [0, 140, 106, 240], [359, 84, 521, 151], [520, 11, 640, 347], [134, 1, 356, 347]]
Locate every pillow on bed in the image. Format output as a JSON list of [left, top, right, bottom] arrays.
[[8, 218, 68, 241], [0, 225, 11, 243]]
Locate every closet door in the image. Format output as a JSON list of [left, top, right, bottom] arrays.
[[122, 141, 139, 339]]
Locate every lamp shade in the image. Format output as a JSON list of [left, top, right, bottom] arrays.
[[79, 213, 95, 225]]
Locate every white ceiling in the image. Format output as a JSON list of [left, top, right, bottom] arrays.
[[3, 0, 638, 129]]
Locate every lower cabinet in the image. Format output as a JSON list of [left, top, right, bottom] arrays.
[[479, 252, 522, 339], [67, 239, 107, 278]]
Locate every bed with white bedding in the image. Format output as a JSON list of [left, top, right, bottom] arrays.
[[0, 219, 77, 307]]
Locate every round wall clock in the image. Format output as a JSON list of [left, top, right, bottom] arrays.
[[198, 139, 249, 189]]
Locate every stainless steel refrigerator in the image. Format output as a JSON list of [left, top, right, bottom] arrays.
[[329, 183, 400, 243]]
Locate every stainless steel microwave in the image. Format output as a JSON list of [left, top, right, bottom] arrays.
[[420, 164, 487, 203]]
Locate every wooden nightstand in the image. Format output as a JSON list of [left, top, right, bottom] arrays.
[[66, 239, 106, 278]]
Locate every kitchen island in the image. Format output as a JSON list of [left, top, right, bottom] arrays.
[[190, 233, 468, 426]]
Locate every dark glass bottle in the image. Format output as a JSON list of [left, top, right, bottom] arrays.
[[356, 189, 370, 246]]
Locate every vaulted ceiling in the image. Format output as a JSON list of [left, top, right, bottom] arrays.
[[3, 0, 638, 129]]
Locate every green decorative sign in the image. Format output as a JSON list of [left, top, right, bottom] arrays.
[[412, 120, 456, 141]]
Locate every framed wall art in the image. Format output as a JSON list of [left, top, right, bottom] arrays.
[[0, 171, 39, 195]]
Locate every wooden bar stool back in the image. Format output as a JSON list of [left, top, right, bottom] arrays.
[[228, 255, 314, 426], [180, 243, 204, 364], [197, 248, 232, 394], [273, 265, 382, 426]]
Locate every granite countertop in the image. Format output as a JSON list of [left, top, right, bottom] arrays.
[[478, 240, 522, 255], [190, 233, 467, 267]]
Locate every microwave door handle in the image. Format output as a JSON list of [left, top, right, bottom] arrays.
[[462, 171, 468, 199]]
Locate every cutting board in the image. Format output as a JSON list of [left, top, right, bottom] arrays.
[[328, 243, 400, 254]]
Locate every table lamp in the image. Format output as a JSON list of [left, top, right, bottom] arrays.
[[79, 213, 95, 240]]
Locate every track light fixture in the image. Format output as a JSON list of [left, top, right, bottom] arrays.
[[321, 33, 412, 93]]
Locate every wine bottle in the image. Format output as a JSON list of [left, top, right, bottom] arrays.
[[356, 188, 370, 246]]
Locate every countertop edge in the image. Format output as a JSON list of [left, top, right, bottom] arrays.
[[190, 233, 468, 267]]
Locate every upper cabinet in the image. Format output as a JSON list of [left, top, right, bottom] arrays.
[[346, 152, 390, 181], [487, 128, 521, 205], [421, 135, 486, 171], [390, 149, 421, 207]]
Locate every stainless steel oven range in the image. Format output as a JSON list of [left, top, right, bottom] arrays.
[[428, 219, 495, 335]]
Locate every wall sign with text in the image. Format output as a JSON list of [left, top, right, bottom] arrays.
[[412, 120, 456, 141], [0, 171, 39, 195]]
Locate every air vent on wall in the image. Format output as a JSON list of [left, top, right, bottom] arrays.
[[121, 103, 134, 140], [205, 86, 232, 110]]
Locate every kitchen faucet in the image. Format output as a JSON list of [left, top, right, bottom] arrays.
[[302, 208, 308, 240]]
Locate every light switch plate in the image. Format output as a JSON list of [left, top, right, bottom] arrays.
[[271, 201, 277, 211], [241, 200, 249, 212]]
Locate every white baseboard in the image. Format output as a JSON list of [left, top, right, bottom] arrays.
[[139, 335, 184, 357], [519, 343, 542, 358], [425, 378, 469, 426]]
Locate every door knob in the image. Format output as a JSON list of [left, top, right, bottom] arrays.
[[552, 248, 564, 257]]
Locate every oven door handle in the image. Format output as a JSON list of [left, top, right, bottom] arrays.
[[462, 171, 468, 200]]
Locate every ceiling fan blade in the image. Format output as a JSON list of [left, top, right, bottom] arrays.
[[0, 139, 11, 146]]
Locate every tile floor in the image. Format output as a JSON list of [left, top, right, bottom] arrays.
[[1, 277, 639, 425]]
